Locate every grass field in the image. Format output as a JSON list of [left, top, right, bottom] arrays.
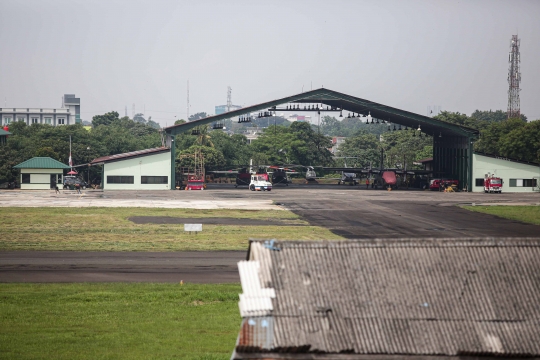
[[0, 283, 240, 360], [0, 207, 341, 251], [463, 205, 540, 225]]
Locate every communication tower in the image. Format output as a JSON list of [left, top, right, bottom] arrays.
[[227, 86, 232, 112], [507, 35, 521, 119]]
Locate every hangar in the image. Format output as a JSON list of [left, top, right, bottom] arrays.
[[164, 88, 480, 191], [90, 147, 171, 190]]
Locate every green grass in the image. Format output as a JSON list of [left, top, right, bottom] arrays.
[[462, 205, 540, 225], [0, 283, 241, 360], [0, 207, 342, 251]]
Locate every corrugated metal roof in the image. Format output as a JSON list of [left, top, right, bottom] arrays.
[[89, 147, 170, 164], [234, 238, 540, 358], [13, 157, 70, 169]]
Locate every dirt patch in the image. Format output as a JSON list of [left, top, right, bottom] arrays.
[[128, 216, 306, 226]]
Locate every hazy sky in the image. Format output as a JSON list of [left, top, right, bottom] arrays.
[[1, 0, 539, 126]]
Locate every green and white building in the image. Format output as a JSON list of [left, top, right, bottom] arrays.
[[472, 153, 540, 192], [13, 157, 70, 190], [90, 147, 171, 190]]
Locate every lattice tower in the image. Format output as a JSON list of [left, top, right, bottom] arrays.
[[507, 35, 521, 119], [227, 86, 232, 112]]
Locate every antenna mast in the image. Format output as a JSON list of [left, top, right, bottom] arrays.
[[227, 86, 232, 112], [507, 34, 521, 119]]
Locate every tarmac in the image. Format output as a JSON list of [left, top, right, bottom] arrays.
[[1, 185, 539, 283]]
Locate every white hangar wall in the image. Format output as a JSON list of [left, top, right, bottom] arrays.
[[472, 154, 540, 193], [104, 151, 171, 190]]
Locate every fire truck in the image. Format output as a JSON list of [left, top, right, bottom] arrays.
[[484, 176, 503, 193]]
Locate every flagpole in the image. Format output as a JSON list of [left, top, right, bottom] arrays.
[[69, 135, 72, 171]]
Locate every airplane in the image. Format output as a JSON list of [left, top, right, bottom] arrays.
[[267, 166, 296, 186], [332, 157, 360, 186], [208, 161, 269, 188]]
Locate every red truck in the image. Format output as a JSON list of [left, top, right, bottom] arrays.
[[429, 179, 459, 191], [484, 176, 502, 193]]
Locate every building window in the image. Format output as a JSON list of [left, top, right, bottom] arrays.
[[141, 176, 168, 184], [17, 117, 25, 122], [32, 118, 39, 124], [21, 174, 30, 183], [475, 179, 484, 187], [58, 118, 65, 125], [107, 176, 134, 184], [3, 117, 11, 124], [509, 179, 537, 187], [44, 117, 52, 124]]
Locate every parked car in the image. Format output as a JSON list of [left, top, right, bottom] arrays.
[[63, 176, 89, 190]]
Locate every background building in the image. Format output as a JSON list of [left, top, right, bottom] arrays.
[[90, 147, 171, 190], [215, 104, 242, 115], [1, 94, 81, 126], [13, 157, 69, 190], [472, 153, 539, 192]]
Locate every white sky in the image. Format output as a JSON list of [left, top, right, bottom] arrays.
[[0, 0, 539, 126]]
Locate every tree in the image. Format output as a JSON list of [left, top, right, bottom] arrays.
[[475, 118, 526, 155], [210, 131, 251, 167], [92, 111, 120, 127], [189, 112, 208, 121], [497, 120, 540, 162], [471, 109, 527, 123], [177, 145, 225, 170], [195, 125, 213, 147], [35, 147, 60, 160], [337, 131, 380, 168], [133, 113, 147, 124]]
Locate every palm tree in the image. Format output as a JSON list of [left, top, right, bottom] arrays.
[[196, 125, 214, 147]]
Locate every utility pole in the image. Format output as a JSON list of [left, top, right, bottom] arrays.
[[507, 34, 521, 119]]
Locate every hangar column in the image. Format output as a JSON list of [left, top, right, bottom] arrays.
[[468, 137, 473, 192], [167, 135, 175, 190], [433, 135, 470, 191]]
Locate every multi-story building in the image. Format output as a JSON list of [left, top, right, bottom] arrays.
[[330, 136, 346, 154], [0, 94, 81, 126], [215, 104, 242, 115]]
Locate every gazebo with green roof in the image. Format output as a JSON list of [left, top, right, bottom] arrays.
[[13, 157, 70, 190], [0, 128, 11, 145]]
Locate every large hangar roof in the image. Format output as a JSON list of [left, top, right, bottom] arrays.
[[164, 88, 479, 138]]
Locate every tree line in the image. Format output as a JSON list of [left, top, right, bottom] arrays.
[[0, 108, 537, 185]]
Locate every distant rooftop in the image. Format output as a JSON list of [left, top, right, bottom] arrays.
[[14, 157, 70, 169]]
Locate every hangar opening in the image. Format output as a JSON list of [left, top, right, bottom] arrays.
[[164, 88, 480, 191]]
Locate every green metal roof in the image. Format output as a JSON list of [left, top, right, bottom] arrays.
[[163, 88, 480, 138], [0, 128, 11, 136], [14, 157, 71, 169]]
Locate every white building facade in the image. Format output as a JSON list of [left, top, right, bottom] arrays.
[[472, 153, 540, 193], [1, 94, 81, 127], [90, 148, 171, 190]]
